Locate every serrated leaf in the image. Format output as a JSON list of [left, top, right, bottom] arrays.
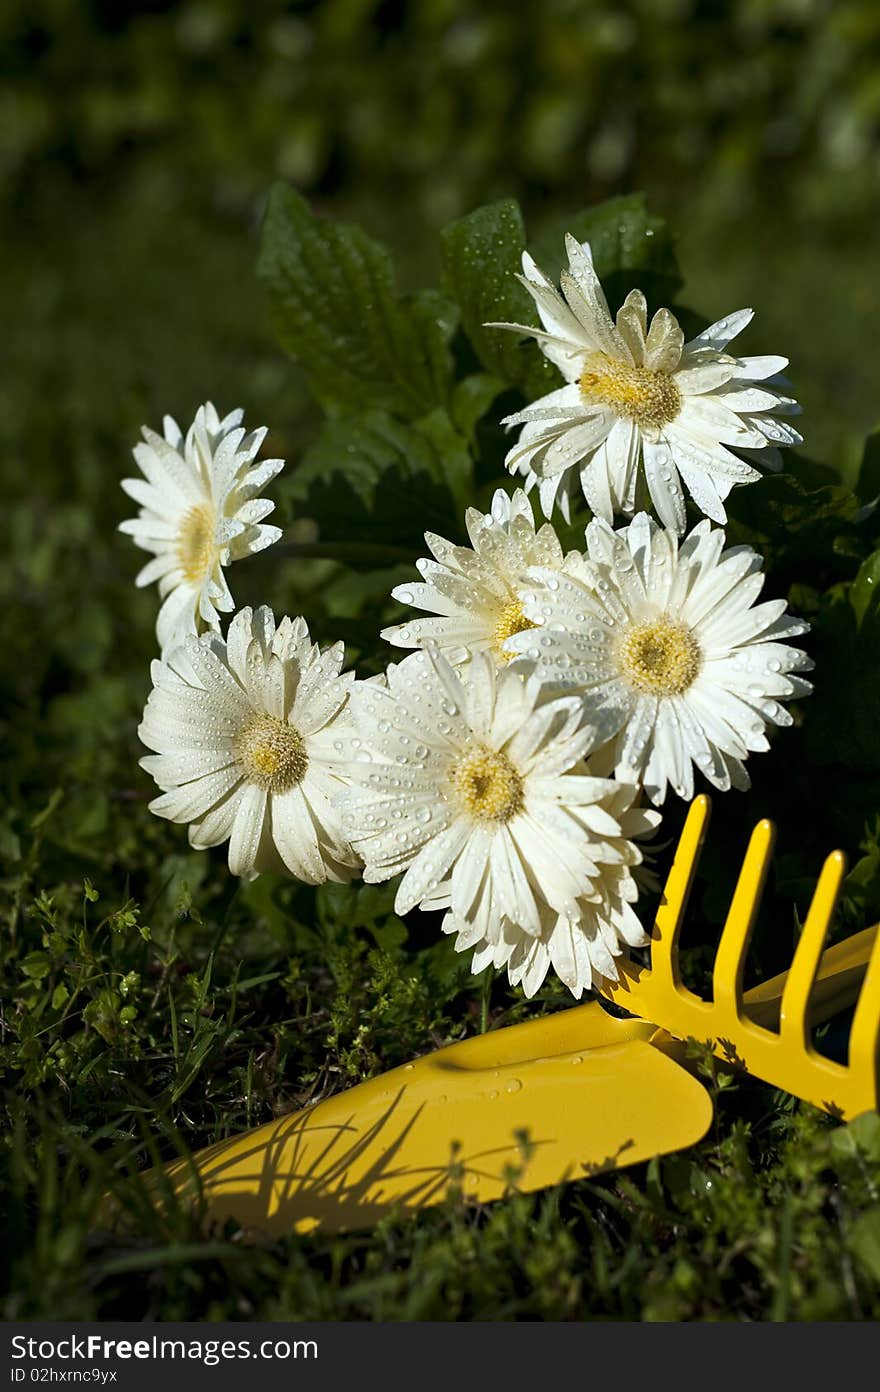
[[258, 183, 457, 418], [287, 410, 468, 563], [528, 193, 682, 313], [440, 198, 560, 400]]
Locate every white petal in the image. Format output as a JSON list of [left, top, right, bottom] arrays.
[[227, 784, 268, 878]]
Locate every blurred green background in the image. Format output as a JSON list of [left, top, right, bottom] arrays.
[[4, 0, 880, 495], [4, 0, 880, 1320]]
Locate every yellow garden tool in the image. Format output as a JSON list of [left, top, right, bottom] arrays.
[[162, 796, 879, 1236], [601, 795, 880, 1122]]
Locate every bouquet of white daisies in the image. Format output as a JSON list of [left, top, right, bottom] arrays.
[[122, 211, 812, 1002]]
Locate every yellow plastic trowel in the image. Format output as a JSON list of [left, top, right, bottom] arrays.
[[161, 796, 879, 1235]]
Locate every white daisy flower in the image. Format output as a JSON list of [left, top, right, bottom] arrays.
[[489, 235, 801, 531], [381, 488, 575, 667], [342, 649, 659, 997], [508, 512, 813, 805], [139, 606, 360, 883], [120, 402, 284, 653], [429, 778, 659, 997]]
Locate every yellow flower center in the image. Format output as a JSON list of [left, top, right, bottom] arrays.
[[235, 714, 308, 793], [176, 503, 216, 584], [579, 353, 682, 431], [616, 617, 702, 697], [493, 598, 537, 661], [452, 745, 525, 824]]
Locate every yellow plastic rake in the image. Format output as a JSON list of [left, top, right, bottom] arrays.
[[602, 795, 880, 1122], [159, 797, 880, 1236]]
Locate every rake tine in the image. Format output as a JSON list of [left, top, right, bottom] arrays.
[[712, 819, 776, 1022], [847, 919, 880, 1103], [601, 799, 878, 1118], [651, 794, 712, 991], [780, 851, 846, 1048]]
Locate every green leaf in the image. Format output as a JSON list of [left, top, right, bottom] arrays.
[[450, 372, 504, 442], [366, 917, 409, 952], [21, 951, 51, 980], [316, 880, 408, 952], [258, 183, 457, 418], [856, 425, 880, 506], [82, 988, 121, 1044], [831, 1110, 880, 1164], [286, 409, 468, 562], [848, 1209, 880, 1283], [528, 193, 682, 312], [843, 844, 880, 920], [417, 406, 473, 512], [170, 1019, 223, 1104], [440, 198, 559, 399], [109, 901, 141, 934], [29, 788, 63, 830], [850, 549, 880, 627], [0, 812, 21, 862]]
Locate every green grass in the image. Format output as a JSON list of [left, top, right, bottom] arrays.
[[4, 2, 880, 1322]]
